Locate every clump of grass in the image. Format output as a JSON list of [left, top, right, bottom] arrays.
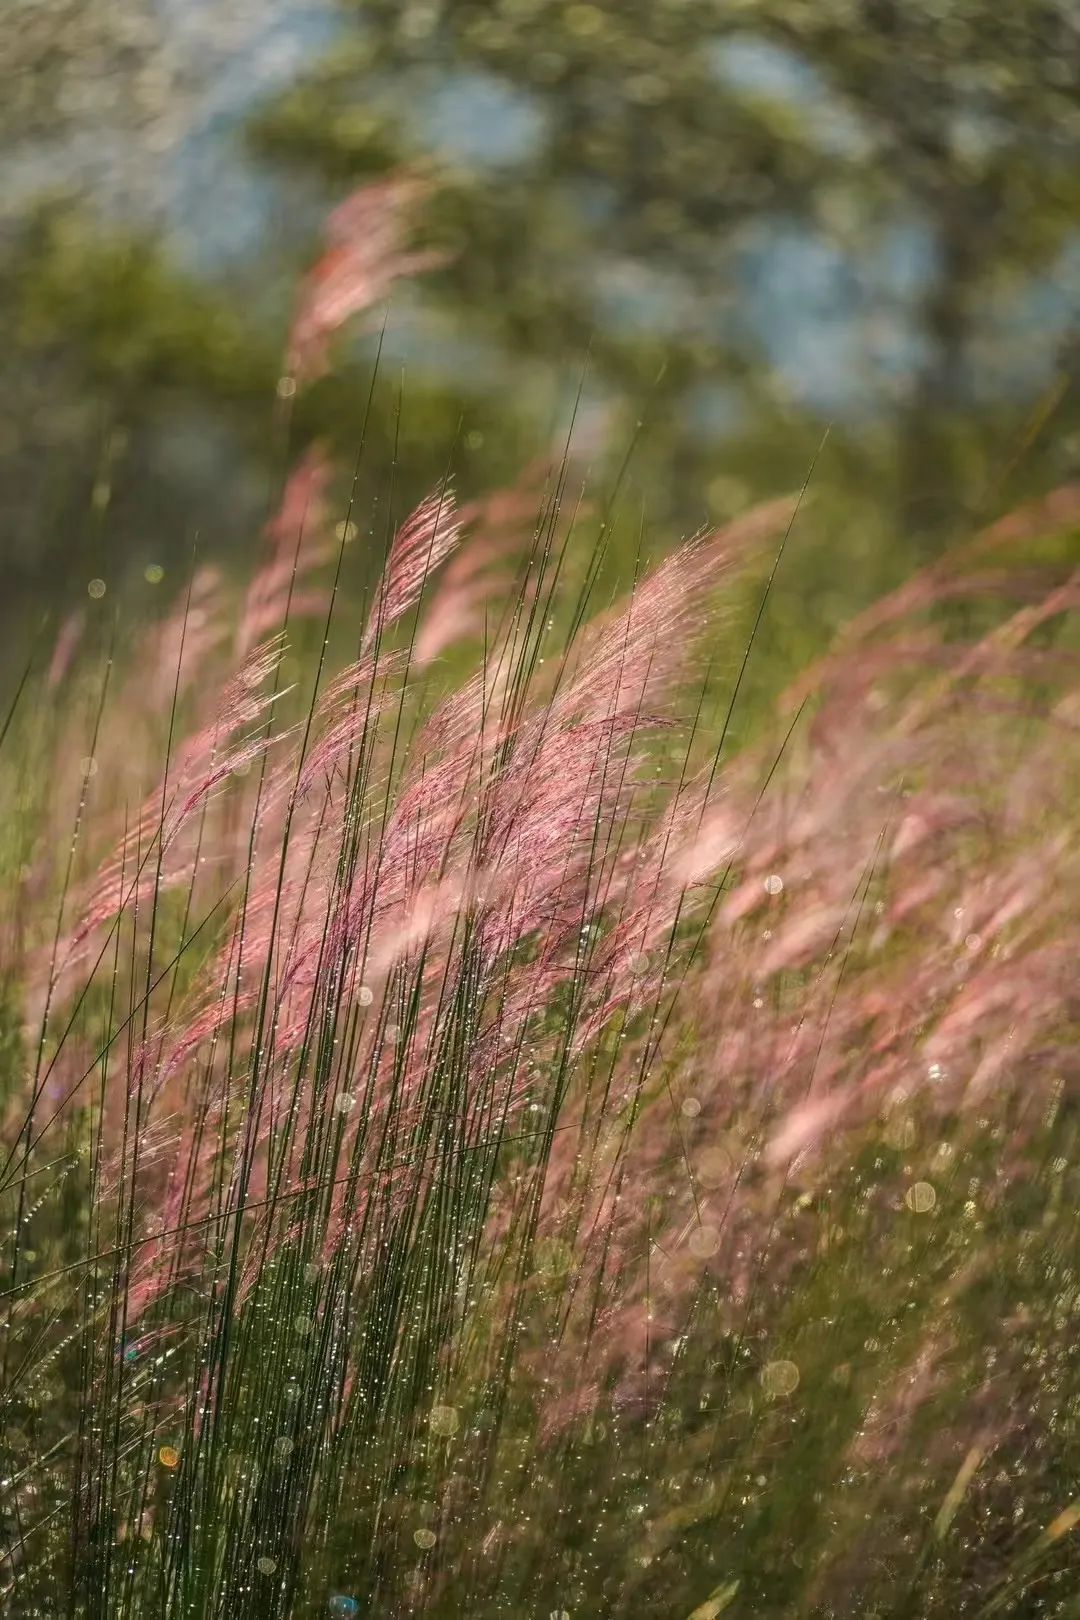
[[1, 451, 1076, 1618], [1, 189, 1077, 1619]]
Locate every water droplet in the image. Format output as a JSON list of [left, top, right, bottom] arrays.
[[688, 1223, 720, 1259], [884, 1116, 917, 1150], [696, 1148, 731, 1190], [764, 874, 784, 896], [905, 1181, 936, 1214], [413, 1528, 437, 1550], [328, 1600, 359, 1618], [761, 1359, 800, 1397], [87, 578, 106, 600], [429, 1404, 460, 1437]]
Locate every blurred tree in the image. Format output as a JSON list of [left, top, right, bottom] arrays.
[[251, 0, 1080, 525], [1, 0, 1078, 682]]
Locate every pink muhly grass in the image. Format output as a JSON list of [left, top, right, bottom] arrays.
[[46, 608, 86, 691], [235, 447, 336, 656], [51, 639, 287, 973], [41, 485, 1078, 1328], [499, 529, 1078, 1427], [4, 430, 1078, 1615], [23, 471, 793, 1335], [284, 174, 448, 384], [361, 485, 463, 654]]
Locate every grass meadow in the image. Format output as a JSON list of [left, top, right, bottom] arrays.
[[1, 185, 1078, 1620]]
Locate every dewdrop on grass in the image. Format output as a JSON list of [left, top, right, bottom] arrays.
[[688, 1223, 720, 1259], [429, 1404, 460, 1437], [761, 1360, 800, 1397]]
